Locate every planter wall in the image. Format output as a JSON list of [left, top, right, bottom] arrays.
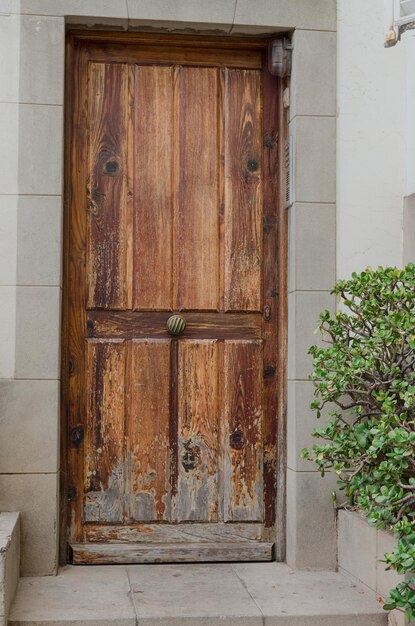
[[337, 509, 410, 626]]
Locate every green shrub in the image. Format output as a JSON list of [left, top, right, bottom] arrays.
[[302, 265, 415, 621]]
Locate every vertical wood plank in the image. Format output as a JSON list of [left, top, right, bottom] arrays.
[[84, 339, 126, 523], [87, 63, 132, 310], [127, 339, 171, 521], [223, 340, 263, 521], [176, 340, 218, 521], [177, 67, 220, 311], [134, 66, 173, 310], [67, 41, 89, 544], [275, 74, 289, 561], [224, 69, 263, 312], [262, 64, 279, 529]]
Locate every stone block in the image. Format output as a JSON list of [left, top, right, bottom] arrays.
[[287, 290, 334, 381], [127, 0, 235, 31], [18, 15, 64, 105], [10, 0, 128, 22], [0, 473, 58, 576], [290, 30, 336, 120], [288, 202, 336, 293], [376, 526, 405, 601], [9, 565, 136, 625], [15, 286, 60, 379], [17, 195, 62, 287], [233, 563, 387, 626], [290, 116, 336, 204], [287, 380, 331, 471], [286, 469, 337, 570], [128, 563, 262, 624], [0, 512, 20, 626], [0, 104, 19, 195], [233, 0, 336, 33], [17, 104, 63, 195], [337, 509, 377, 592], [0, 196, 17, 286], [0, 13, 19, 103], [0, 287, 16, 379], [0, 379, 59, 473]]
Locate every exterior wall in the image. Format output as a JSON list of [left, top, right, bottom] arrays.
[[0, 0, 337, 575], [337, 0, 407, 276], [403, 32, 415, 264]]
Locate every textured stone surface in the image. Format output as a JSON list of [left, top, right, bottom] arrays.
[[9, 0, 128, 20], [0, 286, 16, 378], [0, 473, 58, 576], [128, 563, 262, 624], [17, 15, 64, 105], [16, 104, 63, 195], [287, 290, 334, 381], [290, 30, 336, 120], [233, 0, 336, 32], [338, 510, 377, 591], [288, 203, 336, 293], [0, 195, 18, 286], [290, 116, 336, 204], [9, 566, 136, 625], [15, 286, 60, 379], [9, 563, 387, 625], [0, 512, 20, 626], [337, 509, 408, 626], [286, 470, 338, 570], [0, 379, 59, 473], [17, 196, 62, 287], [127, 0, 235, 30], [287, 380, 330, 471]]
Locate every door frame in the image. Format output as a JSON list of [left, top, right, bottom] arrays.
[[60, 30, 288, 565]]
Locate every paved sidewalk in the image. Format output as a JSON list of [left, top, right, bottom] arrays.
[[9, 562, 388, 625]]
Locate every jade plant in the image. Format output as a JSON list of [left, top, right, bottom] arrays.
[[302, 265, 415, 621]]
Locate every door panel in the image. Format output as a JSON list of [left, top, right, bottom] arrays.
[[223, 340, 263, 522], [177, 67, 220, 311], [87, 63, 133, 311], [127, 339, 171, 522], [66, 35, 280, 562], [84, 339, 126, 523], [224, 70, 262, 312], [134, 66, 174, 311], [176, 340, 219, 522]]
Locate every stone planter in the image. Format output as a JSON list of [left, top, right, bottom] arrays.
[[337, 509, 412, 626]]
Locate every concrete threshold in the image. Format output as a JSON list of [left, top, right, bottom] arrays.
[[8, 562, 388, 626]]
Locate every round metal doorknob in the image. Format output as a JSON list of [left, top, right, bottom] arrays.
[[166, 314, 186, 336]]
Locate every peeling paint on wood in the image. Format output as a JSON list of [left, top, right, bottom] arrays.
[[176, 341, 218, 522], [85, 340, 126, 523], [127, 339, 171, 522], [223, 340, 263, 521]]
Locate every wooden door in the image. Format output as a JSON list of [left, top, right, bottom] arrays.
[[64, 33, 281, 564]]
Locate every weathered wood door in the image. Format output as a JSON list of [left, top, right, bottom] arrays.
[[65, 33, 280, 564]]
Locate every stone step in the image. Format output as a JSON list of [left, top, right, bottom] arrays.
[[8, 562, 388, 626]]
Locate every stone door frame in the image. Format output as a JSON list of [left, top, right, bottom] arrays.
[[0, 0, 336, 576]]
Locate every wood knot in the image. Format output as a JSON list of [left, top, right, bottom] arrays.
[[104, 159, 119, 175], [230, 429, 244, 450], [247, 159, 259, 172]]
